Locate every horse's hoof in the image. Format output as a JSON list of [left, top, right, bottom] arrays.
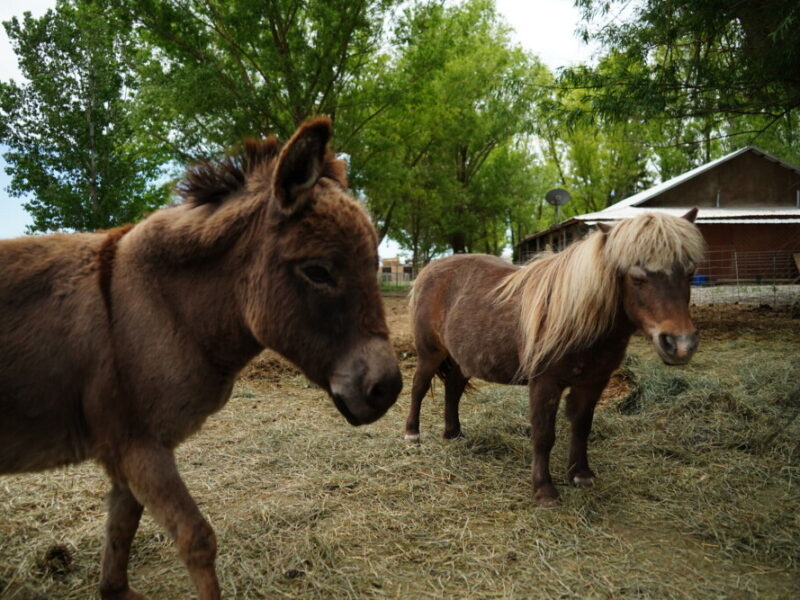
[[100, 587, 148, 600], [534, 495, 561, 509], [572, 474, 595, 487], [404, 433, 420, 443]]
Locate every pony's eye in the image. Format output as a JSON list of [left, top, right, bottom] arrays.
[[629, 267, 647, 284], [301, 264, 336, 287]]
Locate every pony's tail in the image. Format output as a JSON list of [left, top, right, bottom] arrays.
[[407, 279, 418, 325]]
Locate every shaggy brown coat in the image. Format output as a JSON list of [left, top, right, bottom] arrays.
[[0, 118, 401, 600], [406, 210, 704, 507]]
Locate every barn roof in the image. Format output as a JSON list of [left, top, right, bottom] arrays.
[[575, 146, 800, 225], [518, 147, 800, 247]]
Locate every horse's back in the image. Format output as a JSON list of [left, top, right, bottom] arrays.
[[411, 254, 521, 382], [0, 234, 107, 473]]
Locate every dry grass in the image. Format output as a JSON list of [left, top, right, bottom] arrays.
[[1, 298, 798, 599]]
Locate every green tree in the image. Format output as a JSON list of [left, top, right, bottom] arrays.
[[565, 0, 800, 143], [117, 0, 402, 156], [354, 0, 548, 259], [0, 0, 169, 233]]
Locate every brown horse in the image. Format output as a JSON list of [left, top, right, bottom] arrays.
[[405, 210, 704, 507], [0, 118, 402, 599]]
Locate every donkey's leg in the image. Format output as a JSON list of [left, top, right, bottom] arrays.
[[565, 379, 608, 487], [404, 351, 445, 443], [443, 362, 469, 439], [529, 377, 564, 508], [100, 485, 146, 600], [121, 443, 220, 600]]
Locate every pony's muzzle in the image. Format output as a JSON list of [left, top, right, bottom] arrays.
[[655, 330, 698, 365], [329, 337, 402, 425]]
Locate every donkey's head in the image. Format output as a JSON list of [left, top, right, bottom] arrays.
[[247, 118, 401, 424], [603, 209, 705, 365]]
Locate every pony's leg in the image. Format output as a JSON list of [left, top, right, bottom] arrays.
[[443, 362, 469, 439], [529, 377, 564, 508], [100, 485, 146, 600], [565, 379, 608, 487], [404, 352, 445, 442], [121, 443, 220, 600]]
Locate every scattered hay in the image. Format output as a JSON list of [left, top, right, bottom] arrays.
[[1, 299, 798, 599]]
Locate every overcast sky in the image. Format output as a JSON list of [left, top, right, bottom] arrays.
[[0, 0, 596, 240]]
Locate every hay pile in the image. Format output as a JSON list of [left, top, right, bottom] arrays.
[[1, 300, 798, 599]]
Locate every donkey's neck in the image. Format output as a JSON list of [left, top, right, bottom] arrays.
[[124, 198, 268, 377]]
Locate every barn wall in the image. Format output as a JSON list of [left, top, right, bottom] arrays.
[[648, 152, 800, 208], [697, 223, 800, 281], [699, 223, 800, 253]]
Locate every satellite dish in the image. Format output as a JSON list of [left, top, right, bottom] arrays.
[[545, 188, 571, 223], [545, 188, 571, 206]]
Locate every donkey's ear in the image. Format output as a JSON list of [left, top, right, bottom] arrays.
[[273, 117, 332, 214], [682, 207, 699, 223], [596, 222, 613, 234]]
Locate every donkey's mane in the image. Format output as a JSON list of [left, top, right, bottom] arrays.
[[177, 136, 348, 206], [496, 212, 705, 378]]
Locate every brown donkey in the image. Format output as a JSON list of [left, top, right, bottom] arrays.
[[405, 210, 704, 507], [0, 117, 402, 599]]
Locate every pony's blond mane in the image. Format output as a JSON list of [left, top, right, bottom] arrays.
[[496, 212, 705, 379]]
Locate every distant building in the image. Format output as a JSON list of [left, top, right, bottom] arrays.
[[516, 146, 800, 282], [380, 257, 414, 284]]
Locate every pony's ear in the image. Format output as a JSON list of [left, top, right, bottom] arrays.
[[596, 222, 613, 234], [682, 207, 699, 223], [273, 117, 332, 215]]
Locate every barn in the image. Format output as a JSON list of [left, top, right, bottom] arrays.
[[516, 146, 800, 284]]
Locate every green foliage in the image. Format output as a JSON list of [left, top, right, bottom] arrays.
[[117, 0, 402, 154], [353, 0, 551, 260], [566, 0, 800, 147], [0, 0, 170, 233]]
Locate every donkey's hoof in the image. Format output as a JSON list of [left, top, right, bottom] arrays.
[[404, 433, 421, 444], [571, 474, 596, 487]]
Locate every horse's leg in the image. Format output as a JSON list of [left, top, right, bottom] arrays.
[[567, 379, 608, 486], [404, 351, 445, 443], [100, 485, 146, 600], [121, 442, 220, 600], [529, 377, 564, 508], [565, 379, 608, 487], [443, 362, 468, 439]]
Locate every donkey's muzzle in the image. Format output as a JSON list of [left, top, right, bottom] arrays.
[[656, 331, 698, 365], [329, 337, 402, 425]]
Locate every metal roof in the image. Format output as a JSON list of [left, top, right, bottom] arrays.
[[517, 146, 800, 247], [584, 146, 800, 216], [576, 206, 800, 224]]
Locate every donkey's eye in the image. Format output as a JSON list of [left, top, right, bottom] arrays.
[[301, 264, 336, 287]]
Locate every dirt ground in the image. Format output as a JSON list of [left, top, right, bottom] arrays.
[[1, 295, 798, 599]]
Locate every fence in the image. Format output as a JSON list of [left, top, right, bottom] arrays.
[[691, 250, 800, 306], [380, 268, 415, 289], [380, 250, 800, 306]]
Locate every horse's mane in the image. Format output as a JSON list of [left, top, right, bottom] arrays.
[[496, 212, 705, 379], [177, 136, 348, 206]]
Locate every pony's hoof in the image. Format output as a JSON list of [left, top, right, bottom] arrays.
[[534, 494, 561, 509], [571, 474, 596, 487], [100, 587, 148, 600], [404, 433, 420, 444]]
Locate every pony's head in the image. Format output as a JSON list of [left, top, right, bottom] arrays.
[[180, 117, 401, 425], [601, 209, 705, 365]]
